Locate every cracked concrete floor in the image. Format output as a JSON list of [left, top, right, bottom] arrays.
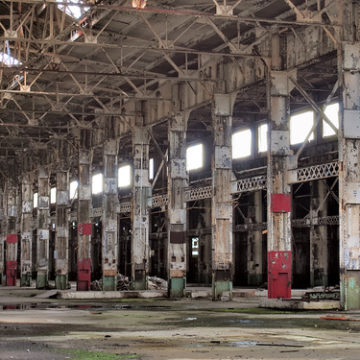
[[0, 288, 359, 360]]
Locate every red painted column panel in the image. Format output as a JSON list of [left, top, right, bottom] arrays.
[[267, 251, 291, 299], [6, 234, 18, 286]]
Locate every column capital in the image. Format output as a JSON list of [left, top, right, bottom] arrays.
[[270, 70, 297, 96], [213, 93, 236, 117]]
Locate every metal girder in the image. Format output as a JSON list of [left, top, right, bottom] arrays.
[[288, 161, 339, 184], [3, 1, 339, 27]]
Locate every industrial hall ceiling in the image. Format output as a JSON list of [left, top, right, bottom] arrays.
[[0, 0, 342, 180]]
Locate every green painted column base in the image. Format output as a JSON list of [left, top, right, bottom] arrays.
[[169, 277, 185, 298], [56, 275, 68, 290], [36, 272, 48, 289], [20, 273, 32, 287], [248, 273, 263, 287], [103, 276, 117, 291], [212, 280, 233, 301], [342, 271, 360, 310]]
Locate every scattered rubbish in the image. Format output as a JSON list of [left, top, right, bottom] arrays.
[[320, 315, 360, 321], [303, 286, 340, 301], [148, 276, 168, 291], [117, 274, 130, 291], [185, 317, 197, 321], [91, 273, 130, 291], [320, 315, 348, 321], [90, 274, 167, 291]]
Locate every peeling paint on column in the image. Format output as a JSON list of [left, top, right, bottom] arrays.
[[168, 113, 189, 297], [102, 139, 119, 291], [36, 168, 50, 289], [20, 175, 33, 287], [6, 183, 19, 287], [132, 126, 151, 290], [77, 130, 92, 291], [212, 93, 235, 301], [55, 171, 69, 290], [339, 42, 360, 310], [0, 186, 5, 285], [266, 38, 294, 299]]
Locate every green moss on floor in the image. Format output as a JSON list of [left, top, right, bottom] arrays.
[[59, 349, 140, 360], [211, 307, 294, 315]]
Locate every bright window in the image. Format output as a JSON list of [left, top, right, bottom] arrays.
[[186, 144, 203, 171], [232, 129, 252, 159], [92, 173, 103, 195], [192, 237, 199, 257], [70, 180, 78, 200], [56, 0, 89, 19], [149, 158, 154, 180], [50, 187, 56, 204], [323, 103, 339, 137], [33, 193, 38, 208], [118, 165, 131, 188], [258, 123, 268, 153], [290, 111, 315, 145]]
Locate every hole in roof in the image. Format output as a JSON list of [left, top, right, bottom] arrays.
[[56, 0, 89, 19]]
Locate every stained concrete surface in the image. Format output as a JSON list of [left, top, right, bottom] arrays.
[[0, 288, 359, 360]]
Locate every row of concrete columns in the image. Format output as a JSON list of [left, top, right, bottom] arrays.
[[0, 44, 359, 309]]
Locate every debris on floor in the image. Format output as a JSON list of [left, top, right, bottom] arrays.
[[91, 273, 131, 291], [302, 286, 340, 301], [148, 276, 168, 291]]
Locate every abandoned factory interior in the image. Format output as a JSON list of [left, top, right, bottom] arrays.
[[0, 0, 360, 359]]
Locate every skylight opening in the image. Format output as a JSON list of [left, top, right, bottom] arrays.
[[118, 165, 132, 188], [186, 144, 204, 171], [33, 193, 38, 208], [149, 158, 154, 180], [258, 123, 268, 153], [232, 129, 252, 159], [290, 111, 315, 145], [56, 0, 89, 19], [92, 173, 103, 195], [50, 187, 57, 204], [0, 52, 22, 66], [70, 180, 78, 200], [323, 103, 339, 138]]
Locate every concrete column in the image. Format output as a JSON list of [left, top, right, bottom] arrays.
[[6, 183, 19, 286], [167, 113, 189, 297], [266, 34, 293, 299], [77, 129, 92, 291], [102, 140, 118, 291], [0, 187, 5, 285], [131, 127, 151, 290], [36, 168, 50, 289], [211, 94, 234, 300], [20, 174, 33, 287], [247, 191, 263, 286], [339, 42, 360, 309], [55, 171, 69, 289], [310, 180, 329, 287]]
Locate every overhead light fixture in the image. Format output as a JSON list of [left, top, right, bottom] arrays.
[[132, 0, 147, 9]]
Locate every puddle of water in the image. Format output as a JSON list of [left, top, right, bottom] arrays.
[[0, 303, 171, 312], [230, 341, 258, 347]]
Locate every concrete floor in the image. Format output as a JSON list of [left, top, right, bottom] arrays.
[[0, 288, 359, 360]]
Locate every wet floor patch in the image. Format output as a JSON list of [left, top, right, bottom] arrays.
[[0, 303, 172, 312], [162, 313, 360, 332]]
